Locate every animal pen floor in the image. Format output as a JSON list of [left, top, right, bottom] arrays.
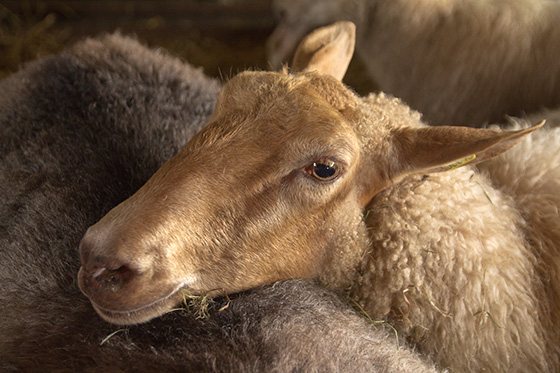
[[0, 0, 377, 95]]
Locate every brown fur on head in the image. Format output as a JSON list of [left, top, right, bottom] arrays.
[[78, 67, 367, 324], [78, 22, 541, 325]]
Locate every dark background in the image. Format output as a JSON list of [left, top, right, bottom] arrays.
[[0, 0, 376, 93]]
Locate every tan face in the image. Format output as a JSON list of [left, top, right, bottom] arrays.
[[77, 72, 364, 324]]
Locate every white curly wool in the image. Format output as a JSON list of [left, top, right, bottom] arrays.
[[312, 90, 557, 372]]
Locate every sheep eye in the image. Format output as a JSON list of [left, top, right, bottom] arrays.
[[304, 161, 341, 181]]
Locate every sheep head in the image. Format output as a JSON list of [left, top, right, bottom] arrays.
[[78, 22, 543, 325]]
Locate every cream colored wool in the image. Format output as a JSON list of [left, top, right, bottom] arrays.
[[478, 116, 560, 371], [327, 92, 556, 372], [267, 0, 560, 127]]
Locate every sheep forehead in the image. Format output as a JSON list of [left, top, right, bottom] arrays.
[[208, 72, 356, 141], [217, 70, 358, 125]]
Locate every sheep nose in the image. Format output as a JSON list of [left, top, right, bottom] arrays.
[[78, 233, 139, 296]]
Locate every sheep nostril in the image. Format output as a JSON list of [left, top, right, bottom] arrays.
[[89, 264, 136, 292], [113, 264, 136, 283]]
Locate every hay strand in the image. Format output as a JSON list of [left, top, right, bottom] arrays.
[[348, 296, 400, 349], [100, 328, 127, 346]]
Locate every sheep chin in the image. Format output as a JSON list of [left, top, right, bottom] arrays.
[[85, 275, 200, 325], [88, 288, 185, 325]]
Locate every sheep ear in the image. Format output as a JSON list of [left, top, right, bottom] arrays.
[[291, 21, 356, 81], [390, 121, 545, 178]]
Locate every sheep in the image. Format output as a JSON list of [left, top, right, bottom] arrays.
[[77, 23, 560, 372], [0, 32, 441, 372], [266, 0, 560, 127]]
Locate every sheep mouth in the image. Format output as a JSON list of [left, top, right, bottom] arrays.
[[78, 266, 201, 325], [87, 287, 186, 325]]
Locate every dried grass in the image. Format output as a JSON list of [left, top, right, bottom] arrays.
[[348, 296, 400, 349], [168, 289, 231, 320], [100, 328, 127, 346]]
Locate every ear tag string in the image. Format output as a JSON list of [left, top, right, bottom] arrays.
[[444, 154, 477, 171]]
